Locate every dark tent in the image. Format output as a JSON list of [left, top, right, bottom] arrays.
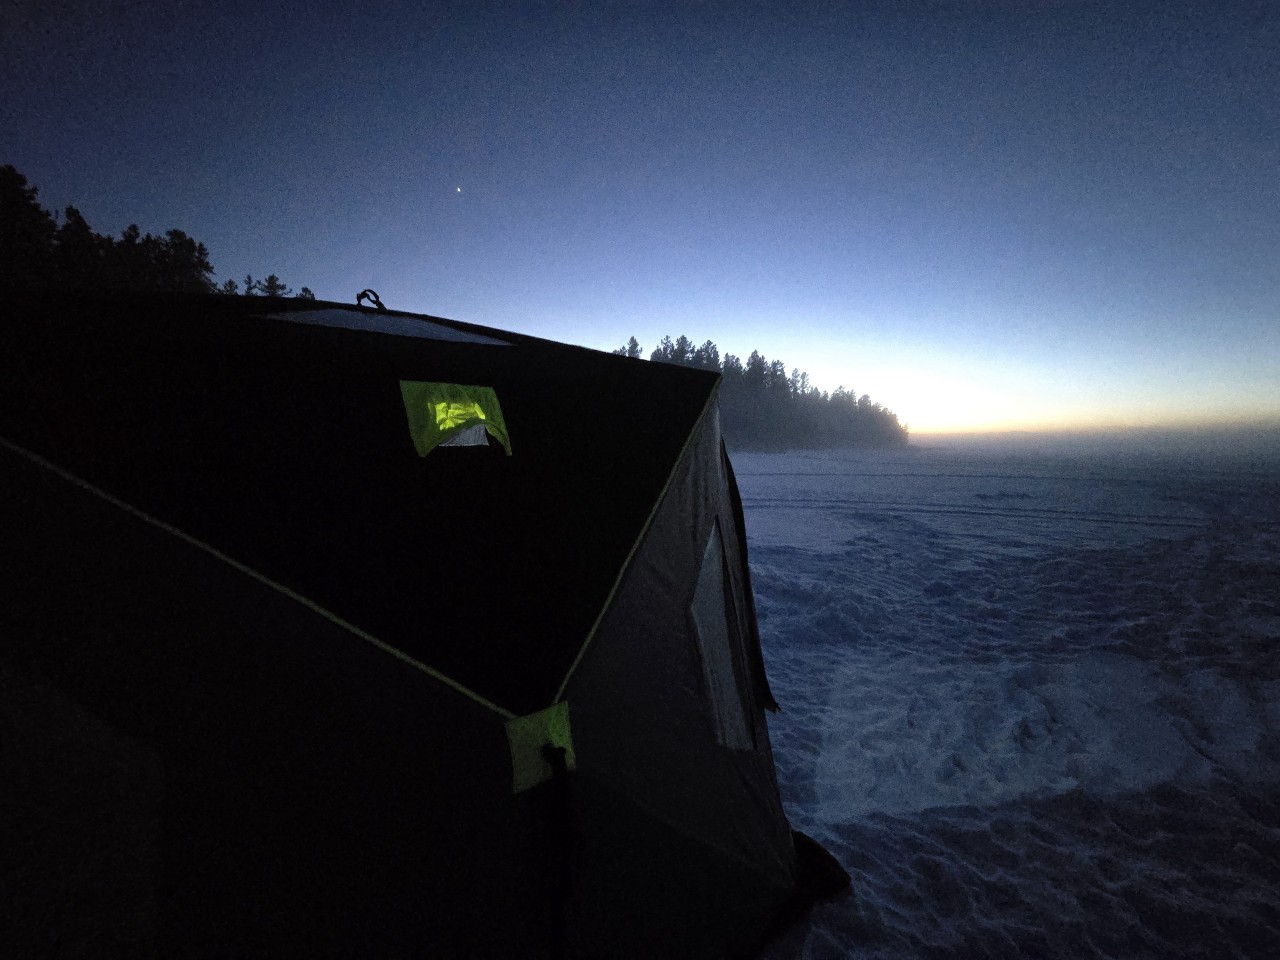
[[0, 292, 844, 957]]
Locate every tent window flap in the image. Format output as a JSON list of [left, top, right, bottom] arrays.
[[399, 381, 513, 457]]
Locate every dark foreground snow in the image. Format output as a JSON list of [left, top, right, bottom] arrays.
[[742, 436, 1280, 959]]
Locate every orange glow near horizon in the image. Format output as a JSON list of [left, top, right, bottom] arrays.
[[906, 408, 1280, 438], [837, 360, 1280, 438]]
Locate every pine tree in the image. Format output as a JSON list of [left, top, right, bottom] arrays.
[[612, 336, 642, 358], [693, 339, 721, 371], [257, 274, 291, 297], [0, 164, 57, 289]]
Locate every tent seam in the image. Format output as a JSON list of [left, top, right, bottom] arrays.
[[0, 435, 516, 721], [551, 377, 722, 704]]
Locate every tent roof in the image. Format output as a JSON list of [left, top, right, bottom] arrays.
[[1, 292, 720, 716]]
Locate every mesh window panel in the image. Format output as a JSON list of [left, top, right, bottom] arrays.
[[691, 522, 752, 750]]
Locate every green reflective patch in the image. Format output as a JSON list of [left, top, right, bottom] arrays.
[[399, 381, 513, 457], [434, 399, 486, 430], [505, 701, 576, 794]]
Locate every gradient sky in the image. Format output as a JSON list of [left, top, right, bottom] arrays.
[[4, 0, 1277, 433]]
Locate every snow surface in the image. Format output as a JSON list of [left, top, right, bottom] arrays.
[[744, 436, 1280, 958]]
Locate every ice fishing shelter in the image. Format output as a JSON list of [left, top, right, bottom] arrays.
[[0, 291, 829, 957]]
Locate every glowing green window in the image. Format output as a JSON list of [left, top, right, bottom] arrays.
[[400, 381, 513, 457], [434, 400, 487, 430]]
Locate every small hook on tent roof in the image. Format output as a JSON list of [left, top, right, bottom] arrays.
[[356, 289, 386, 311]]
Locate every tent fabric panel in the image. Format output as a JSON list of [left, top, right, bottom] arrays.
[[0, 656, 163, 957], [564, 403, 797, 889], [566, 769, 795, 959], [0, 292, 719, 715], [0, 445, 559, 957], [0, 435, 515, 720]]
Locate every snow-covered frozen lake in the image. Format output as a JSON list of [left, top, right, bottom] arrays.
[[740, 433, 1280, 958]]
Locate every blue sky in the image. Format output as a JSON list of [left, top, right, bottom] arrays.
[[4, 0, 1277, 433]]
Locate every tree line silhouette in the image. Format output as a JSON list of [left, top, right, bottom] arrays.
[[615, 335, 908, 449], [0, 165, 311, 299]]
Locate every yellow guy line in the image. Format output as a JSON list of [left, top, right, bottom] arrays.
[[0, 435, 515, 721]]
